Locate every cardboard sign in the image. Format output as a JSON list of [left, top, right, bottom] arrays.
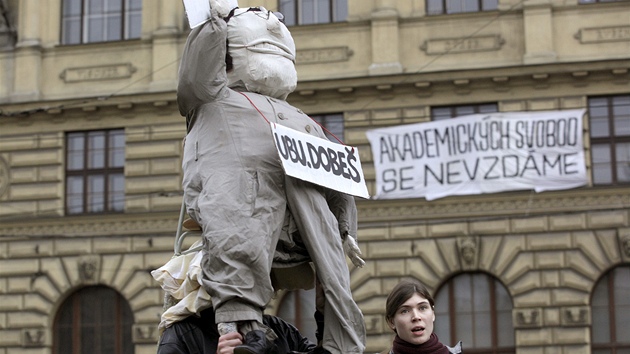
[[366, 109, 587, 200], [182, 0, 211, 28], [182, 0, 240, 28], [271, 124, 370, 199]]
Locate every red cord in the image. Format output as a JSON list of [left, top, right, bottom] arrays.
[[238, 91, 273, 126], [237, 91, 351, 151]]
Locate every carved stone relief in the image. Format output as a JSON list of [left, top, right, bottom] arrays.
[[23, 329, 45, 347], [78, 255, 100, 283], [364, 315, 381, 334], [513, 308, 541, 328], [132, 324, 157, 343], [60, 63, 137, 83], [618, 228, 630, 260], [575, 26, 630, 44], [457, 236, 479, 269], [296, 46, 353, 64], [562, 306, 589, 326], [420, 35, 504, 55]]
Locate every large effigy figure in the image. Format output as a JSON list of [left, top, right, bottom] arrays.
[[177, 1, 366, 353]]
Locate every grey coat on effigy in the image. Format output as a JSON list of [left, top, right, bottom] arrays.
[[177, 9, 366, 354]]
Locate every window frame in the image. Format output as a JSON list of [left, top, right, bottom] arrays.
[[591, 265, 630, 353], [65, 129, 125, 215], [53, 286, 134, 354], [61, 0, 142, 45], [578, 0, 626, 3], [588, 95, 630, 186], [426, 0, 499, 16], [430, 103, 499, 121], [309, 113, 345, 143], [279, 0, 348, 26], [434, 272, 515, 354]]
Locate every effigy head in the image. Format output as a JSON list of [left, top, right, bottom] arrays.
[[224, 6, 297, 100]]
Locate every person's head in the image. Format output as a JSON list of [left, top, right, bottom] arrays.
[[385, 279, 436, 345], [224, 6, 297, 100]]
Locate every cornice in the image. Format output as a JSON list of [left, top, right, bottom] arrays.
[[292, 59, 630, 93], [1, 188, 627, 238], [0, 92, 178, 124], [357, 186, 630, 225], [0, 211, 180, 239]]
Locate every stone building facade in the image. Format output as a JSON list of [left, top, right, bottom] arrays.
[[0, 0, 629, 354]]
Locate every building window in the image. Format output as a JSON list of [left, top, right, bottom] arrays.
[[61, 0, 142, 45], [579, 0, 626, 3], [310, 113, 344, 143], [591, 265, 630, 353], [434, 273, 515, 353], [431, 103, 498, 121], [277, 288, 318, 344], [66, 129, 125, 215], [427, 0, 498, 15], [53, 286, 134, 354], [588, 95, 630, 185], [279, 0, 348, 26]]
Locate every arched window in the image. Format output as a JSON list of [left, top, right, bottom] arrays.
[[277, 288, 318, 344], [53, 286, 133, 354], [434, 273, 515, 353], [591, 265, 630, 354]]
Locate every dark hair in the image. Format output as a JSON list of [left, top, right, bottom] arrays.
[[385, 279, 435, 327], [225, 38, 233, 71], [223, 8, 238, 72]]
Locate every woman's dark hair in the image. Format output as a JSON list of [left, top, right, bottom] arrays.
[[385, 279, 435, 327]]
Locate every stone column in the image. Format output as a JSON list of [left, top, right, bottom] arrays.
[[522, 0, 557, 64], [150, 0, 180, 92], [369, 0, 403, 76], [157, 0, 179, 33], [13, 0, 42, 100]]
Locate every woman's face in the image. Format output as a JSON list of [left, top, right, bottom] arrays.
[[388, 293, 435, 345]]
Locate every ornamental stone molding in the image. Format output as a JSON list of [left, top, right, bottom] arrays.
[[357, 188, 630, 223], [0, 155, 8, 199], [59, 63, 137, 83], [574, 26, 630, 44], [296, 46, 354, 64], [420, 35, 505, 55], [0, 214, 180, 237]]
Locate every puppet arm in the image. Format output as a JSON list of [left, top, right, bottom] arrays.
[[177, 10, 229, 118], [325, 189, 365, 268], [342, 234, 365, 268]]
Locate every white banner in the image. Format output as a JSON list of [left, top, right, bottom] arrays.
[[366, 109, 587, 201], [272, 124, 370, 199]]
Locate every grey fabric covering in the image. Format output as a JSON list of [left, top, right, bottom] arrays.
[[177, 10, 365, 354]]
